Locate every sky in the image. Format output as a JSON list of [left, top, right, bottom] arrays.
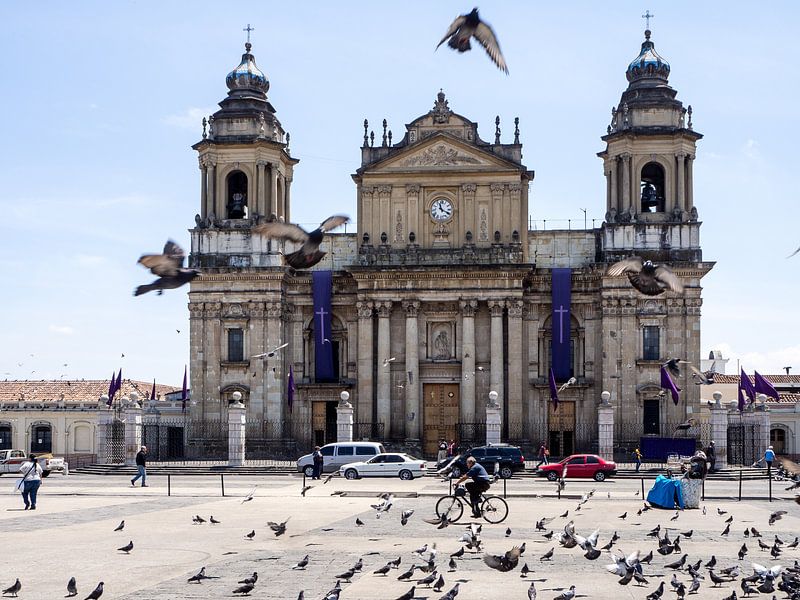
[[1, 2, 798, 386]]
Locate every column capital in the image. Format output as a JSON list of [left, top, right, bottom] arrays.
[[461, 183, 477, 193], [488, 299, 505, 317], [402, 300, 420, 317], [265, 301, 283, 319], [376, 301, 392, 318], [256, 159, 268, 168], [356, 301, 374, 319], [459, 299, 478, 317], [620, 152, 632, 163], [405, 184, 421, 196], [676, 152, 687, 160], [507, 300, 524, 318]]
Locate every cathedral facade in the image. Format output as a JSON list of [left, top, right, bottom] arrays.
[[187, 31, 713, 457]]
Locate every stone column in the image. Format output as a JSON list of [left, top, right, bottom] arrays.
[[376, 301, 392, 437], [199, 160, 208, 218], [356, 301, 374, 425], [277, 173, 285, 220], [269, 162, 278, 218], [209, 161, 218, 218], [488, 300, 505, 408], [597, 391, 614, 461], [609, 158, 618, 213], [337, 392, 354, 443], [686, 154, 695, 211], [621, 153, 631, 215], [460, 300, 477, 424], [403, 301, 420, 440], [227, 393, 246, 466], [676, 152, 686, 213], [264, 302, 284, 425], [122, 394, 142, 467], [710, 391, 728, 471], [755, 394, 771, 459], [95, 403, 115, 465], [507, 300, 524, 439], [255, 161, 267, 217], [285, 178, 292, 224], [486, 391, 502, 445]]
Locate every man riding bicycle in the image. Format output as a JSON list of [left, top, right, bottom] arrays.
[[454, 456, 492, 518]]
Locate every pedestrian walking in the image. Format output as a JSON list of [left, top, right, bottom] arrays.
[[447, 439, 456, 458], [535, 443, 549, 469], [18, 453, 43, 510], [311, 446, 324, 480], [634, 447, 642, 472], [131, 445, 148, 487], [764, 445, 776, 474], [437, 440, 448, 465], [706, 440, 716, 473]]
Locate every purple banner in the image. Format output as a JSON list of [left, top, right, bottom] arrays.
[[551, 268, 572, 381], [312, 271, 335, 381], [549, 367, 559, 412]]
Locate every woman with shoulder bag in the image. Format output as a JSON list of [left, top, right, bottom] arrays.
[[18, 454, 43, 510]]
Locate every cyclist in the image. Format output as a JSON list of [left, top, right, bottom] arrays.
[[454, 456, 492, 518]]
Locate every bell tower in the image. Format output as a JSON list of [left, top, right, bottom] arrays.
[[598, 28, 703, 262]]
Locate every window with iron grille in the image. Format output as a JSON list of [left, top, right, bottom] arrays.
[[642, 326, 660, 360], [228, 328, 244, 362]]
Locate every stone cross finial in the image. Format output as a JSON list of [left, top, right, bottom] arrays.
[[642, 10, 654, 30], [382, 119, 388, 147], [243, 24, 255, 44], [494, 116, 501, 144], [363, 119, 369, 146], [202, 117, 207, 139], [513, 117, 520, 144]]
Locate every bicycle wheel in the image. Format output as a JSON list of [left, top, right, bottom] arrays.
[[435, 495, 465, 523], [481, 495, 509, 524]]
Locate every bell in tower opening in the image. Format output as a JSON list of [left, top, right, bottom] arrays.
[[640, 162, 665, 213], [226, 171, 248, 219]]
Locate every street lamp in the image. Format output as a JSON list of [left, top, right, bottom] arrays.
[[339, 391, 351, 407], [488, 390, 499, 408]]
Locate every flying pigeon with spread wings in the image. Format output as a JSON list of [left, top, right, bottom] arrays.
[[607, 256, 684, 296], [437, 8, 509, 74], [134, 241, 200, 296], [252, 215, 350, 269]]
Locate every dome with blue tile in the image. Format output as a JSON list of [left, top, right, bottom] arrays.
[[226, 42, 269, 95], [626, 30, 670, 85]]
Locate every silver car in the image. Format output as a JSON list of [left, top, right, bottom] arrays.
[[296, 442, 386, 476]]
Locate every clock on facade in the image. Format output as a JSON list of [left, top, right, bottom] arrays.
[[430, 198, 453, 221]]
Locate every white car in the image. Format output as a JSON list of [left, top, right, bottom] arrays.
[[339, 453, 427, 480]]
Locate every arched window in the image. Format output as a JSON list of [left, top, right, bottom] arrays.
[[771, 427, 787, 454], [0, 424, 11, 450], [226, 170, 248, 219], [640, 162, 665, 213], [31, 423, 52, 453], [73, 424, 92, 453]]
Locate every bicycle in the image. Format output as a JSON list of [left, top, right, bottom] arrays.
[[435, 484, 509, 524]]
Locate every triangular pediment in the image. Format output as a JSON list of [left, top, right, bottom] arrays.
[[362, 134, 521, 174]]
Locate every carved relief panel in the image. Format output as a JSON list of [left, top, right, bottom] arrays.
[[427, 321, 455, 360]]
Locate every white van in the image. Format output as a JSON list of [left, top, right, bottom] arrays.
[[296, 442, 386, 476]]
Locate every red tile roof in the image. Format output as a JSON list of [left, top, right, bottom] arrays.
[[0, 380, 179, 403], [712, 374, 800, 385]]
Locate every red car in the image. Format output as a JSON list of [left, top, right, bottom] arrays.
[[537, 454, 617, 482]]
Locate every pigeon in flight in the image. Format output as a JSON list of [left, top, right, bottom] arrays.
[[437, 8, 509, 73], [483, 546, 521, 572], [134, 241, 199, 296], [117, 541, 134, 554], [267, 517, 290, 536], [607, 256, 684, 296], [66, 577, 78, 597], [252, 215, 350, 269], [113, 520, 125, 532], [84, 582, 104, 600], [252, 343, 289, 359], [788, 245, 800, 258], [768, 510, 787, 525], [401, 509, 415, 526], [557, 377, 577, 393], [690, 365, 715, 385]]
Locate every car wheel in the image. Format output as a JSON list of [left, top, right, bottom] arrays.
[[546, 471, 558, 482], [594, 471, 606, 482], [499, 466, 513, 479], [398, 469, 413, 481], [451, 466, 462, 478], [344, 469, 359, 480], [303, 465, 315, 477]]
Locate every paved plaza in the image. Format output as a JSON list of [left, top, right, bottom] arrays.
[[0, 473, 798, 599]]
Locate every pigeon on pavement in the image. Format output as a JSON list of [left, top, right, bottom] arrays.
[[117, 541, 133, 554], [113, 520, 124, 532], [66, 577, 78, 597], [84, 582, 104, 600], [1, 579, 20, 598]]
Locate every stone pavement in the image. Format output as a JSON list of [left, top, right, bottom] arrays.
[[0, 473, 797, 599]]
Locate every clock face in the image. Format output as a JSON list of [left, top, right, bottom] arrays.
[[430, 198, 453, 221]]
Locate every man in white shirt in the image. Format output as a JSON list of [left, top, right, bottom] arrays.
[[18, 454, 43, 510]]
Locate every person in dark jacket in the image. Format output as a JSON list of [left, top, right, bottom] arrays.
[[131, 446, 148, 487], [311, 446, 324, 480], [706, 441, 716, 473]]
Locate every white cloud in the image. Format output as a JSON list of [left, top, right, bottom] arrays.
[[162, 107, 216, 131], [74, 254, 108, 268], [49, 325, 75, 335], [741, 138, 761, 160], [707, 341, 800, 375]]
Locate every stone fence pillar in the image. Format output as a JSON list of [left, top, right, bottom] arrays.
[[597, 391, 614, 461], [122, 393, 142, 467], [337, 391, 354, 443], [754, 394, 771, 458], [95, 400, 115, 465], [710, 391, 728, 470], [486, 391, 502, 446], [228, 392, 246, 467]]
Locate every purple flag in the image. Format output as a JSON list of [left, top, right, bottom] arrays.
[[115, 369, 123, 398], [106, 370, 116, 407], [660, 366, 681, 405], [312, 271, 335, 381], [181, 366, 188, 413], [150, 379, 156, 401], [288, 365, 296, 414], [754, 371, 779, 400], [737, 383, 746, 412], [740, 367, 755, 402], [548, 367, 559, 412], [551, 269, 572, 381]]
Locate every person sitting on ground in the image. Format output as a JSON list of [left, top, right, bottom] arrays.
[[454, 456, 492, 518]]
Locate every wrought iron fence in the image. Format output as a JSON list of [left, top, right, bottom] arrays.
[[727, 423, 760, 466], [103, 421, 124, 464], [354, 422, 384, 441], [183, 419, 227, 461]]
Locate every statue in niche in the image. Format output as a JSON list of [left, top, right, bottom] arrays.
[[434, 329, 450, 359]]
